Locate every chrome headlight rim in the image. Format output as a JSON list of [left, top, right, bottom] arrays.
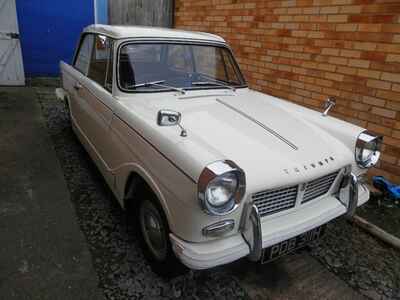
[[355, 130, 382, 169], [198, 160, 246, 216]]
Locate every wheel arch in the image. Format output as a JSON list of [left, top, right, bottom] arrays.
[[118, 164, 173, 228]]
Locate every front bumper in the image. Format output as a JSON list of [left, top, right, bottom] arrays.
[[170, 180, 369, 270]]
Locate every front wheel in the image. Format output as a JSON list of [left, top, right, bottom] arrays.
[[138, 197, 187, 277]]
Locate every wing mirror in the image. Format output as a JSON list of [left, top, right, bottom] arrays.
[[322, 97, 336, 117], [157, 110, 187, 137]]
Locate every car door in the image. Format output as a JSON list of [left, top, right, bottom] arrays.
[[63, 33, 94, 138], [77, 34, 116, 187]]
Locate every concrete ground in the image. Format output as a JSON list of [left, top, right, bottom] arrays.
[[0, 87, 103, 299]]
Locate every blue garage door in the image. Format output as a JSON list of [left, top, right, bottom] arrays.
[[16, 1, 95, 76]]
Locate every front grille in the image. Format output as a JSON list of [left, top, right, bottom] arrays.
[[302, 170, 340, 204], [253, 170, 341, 217], [252, 185, 298, 217]]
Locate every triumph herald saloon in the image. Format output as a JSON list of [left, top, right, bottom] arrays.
[[57, 25, 382, 276]]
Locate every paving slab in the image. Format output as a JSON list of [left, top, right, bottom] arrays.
[[226, 251, 365, 300], [0, 87, 103, 300]]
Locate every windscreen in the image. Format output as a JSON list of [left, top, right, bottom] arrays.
[[118, 43, 246, 91]]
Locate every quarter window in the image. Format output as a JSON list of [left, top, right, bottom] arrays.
[[88, 35, 113, 89], [74, 34, 94, 75]]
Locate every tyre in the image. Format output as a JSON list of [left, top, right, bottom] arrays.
[[138, 196, 188, 278]]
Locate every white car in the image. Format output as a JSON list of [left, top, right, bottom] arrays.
[[58, 25, 382, 276]]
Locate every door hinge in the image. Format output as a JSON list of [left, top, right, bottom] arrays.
[[6, 32, 19, 39]]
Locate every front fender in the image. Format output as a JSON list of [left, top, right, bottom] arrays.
[[114, 163, 172, 224], [271, 97, 366, 176]]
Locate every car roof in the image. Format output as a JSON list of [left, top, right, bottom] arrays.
[[83, 25, 226, 43]]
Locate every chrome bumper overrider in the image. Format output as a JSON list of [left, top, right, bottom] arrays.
[[242, 172, 359, 261], [241, 204, 262, 261], [345, 173, 358, 218]]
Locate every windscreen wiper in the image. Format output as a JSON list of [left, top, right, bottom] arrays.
[[128, 80, 186, 95], [192, 80, 236, 92]]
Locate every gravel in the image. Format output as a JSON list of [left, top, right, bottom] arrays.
[[35, 84, 400, 300]]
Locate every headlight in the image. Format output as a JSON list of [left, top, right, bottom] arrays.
[[198, 160, 246, 215], [355, 131, 382, 168]]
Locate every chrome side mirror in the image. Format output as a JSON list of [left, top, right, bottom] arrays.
[[157, 110, 181, 126], [157, 110, 187, 137], [322, 97, 336, 117]]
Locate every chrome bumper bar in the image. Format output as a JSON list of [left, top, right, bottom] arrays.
[[241, 172, 359, 261]]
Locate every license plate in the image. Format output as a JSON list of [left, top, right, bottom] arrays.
[[261, 225, 326, 264]]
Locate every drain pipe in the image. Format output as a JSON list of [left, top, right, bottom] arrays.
[[352, 215, 400, 251]]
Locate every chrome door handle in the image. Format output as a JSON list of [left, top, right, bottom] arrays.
[[74, 83, 82, 91]]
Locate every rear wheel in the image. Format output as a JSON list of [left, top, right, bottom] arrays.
[[138, 196, 187, 277]]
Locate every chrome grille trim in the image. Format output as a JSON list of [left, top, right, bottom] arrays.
[[302, 170, 340, 204], [252, 186, 298, 217], [252, 170, 341, 217]]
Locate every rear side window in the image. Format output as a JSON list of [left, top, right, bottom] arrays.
[[88, 35, 114, 90], [74, 34, 94, 75]]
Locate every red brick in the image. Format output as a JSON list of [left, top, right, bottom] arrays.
[[348, 59, 370, 69], [381, 72, 400, 84], [359, 24, 382, 32], [363, 96, 386, 107], [361, 52, 386, 62], [367, 123, 393, 136], [340, 5, 362, 14], [371, 107, 397, 119], [377, 90, 400, 101], [340, 49, 361, 58], [349, 15, 396, 23], [327, 15, 348, 23], [386, 101, 400, 111], [367, 79, 391, 90]]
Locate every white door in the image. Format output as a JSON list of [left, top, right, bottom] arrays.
[[0, 0, 24, 85]]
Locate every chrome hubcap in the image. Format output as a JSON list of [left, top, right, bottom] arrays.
[[140, 201, 167, 261]]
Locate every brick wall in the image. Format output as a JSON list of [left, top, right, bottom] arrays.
[[175, 0, 400, 183]]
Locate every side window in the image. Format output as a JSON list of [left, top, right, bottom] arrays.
[[88, 35, 113, 89], [105, 44, 114, 91], [74, 34, 94, 75]]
